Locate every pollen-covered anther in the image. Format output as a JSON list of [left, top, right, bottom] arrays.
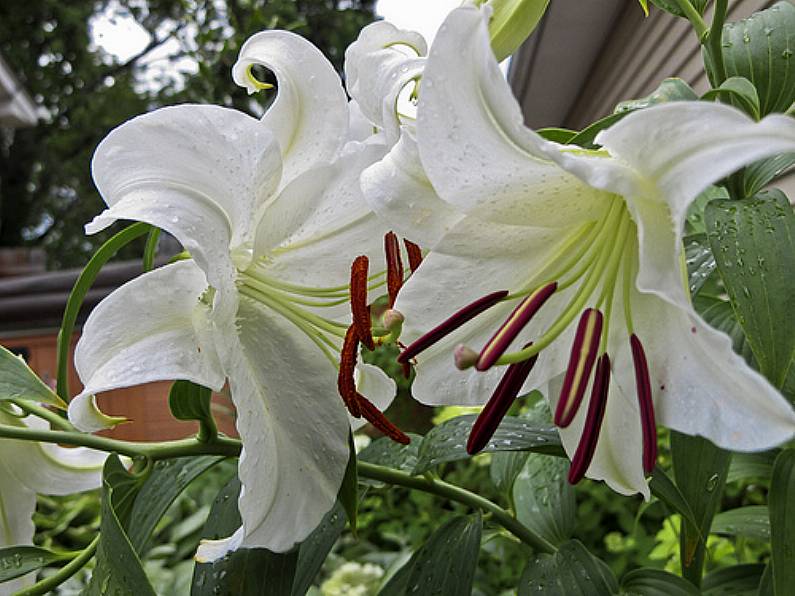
[[454, 345, 479, 370], [555, 308, 603, 428], [337, 326, 362, 418], [385, 231, 404, 308], [397, 290, 509, 365], [350, 255, 375, 351], [358, 394, 411, 444], [404, 239, 423, 273], [630, 334, 657, 474], [476, 282, 557, 372], [467, 347, 537, 455], [568, 353, 611, 484]]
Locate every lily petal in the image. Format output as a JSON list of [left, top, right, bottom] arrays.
[[233, 30, 349, 183], [89, 104, 280, 289], [416, 5, 608, 227], [0, 459, 36, 592], [351, 363, 396, 431], [70, 261, 225, 431], [212, 294, 351, 554]]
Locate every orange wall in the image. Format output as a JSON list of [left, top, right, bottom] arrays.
[[2, 331, 237, 441]]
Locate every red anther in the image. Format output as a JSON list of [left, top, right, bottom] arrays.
[[476, 283, 557, 371], [555, 308, 604, 428], [631, 334, 657, 474], [467, 348, 537, 455], [337, 326, 362, 418], [404, 239, 423, 273], [397, 290, 509, 364], [358, 394, 411, 444], [568, 353, 611, 484], [350, 256, 375, 351], [385, 232, 404, 308]]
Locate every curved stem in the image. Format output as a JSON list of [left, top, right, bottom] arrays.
[[357, 461, 557, 554], [15, 535, 100, 596], [707, 0, 728, 86], [674, 0, 708, 40], [9, 399, 75, 431]]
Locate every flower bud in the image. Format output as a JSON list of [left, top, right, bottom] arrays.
[[481, 0, 551, 62], [454, 344, 479, 370]]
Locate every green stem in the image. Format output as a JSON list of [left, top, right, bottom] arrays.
[[357, 461, 557, 553], [56, 222, 151, 400], [9, 399, 74, 431], [15, 535, 100, 596], [674, 0, 708, 40], [707, 0, 728, 86]]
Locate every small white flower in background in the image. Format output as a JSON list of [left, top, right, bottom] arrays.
[[320, 561, 384, 596], [0, 407, 104, 595], [365, 5, 795, 497], [67, 30, 409, 559]]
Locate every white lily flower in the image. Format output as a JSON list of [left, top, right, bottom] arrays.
[[67, 31, 403, 558], [374, 5, 795, 497], [0, 408, 104, 594]]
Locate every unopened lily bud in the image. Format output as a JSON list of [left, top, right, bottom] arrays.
[[454, 345, 479, 370], [480, 0, 550, 62], [381, 309, 404, 333]]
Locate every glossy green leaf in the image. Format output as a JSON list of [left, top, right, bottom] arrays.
[[769, 449, 795, 595], [379, 514, 482, 596], [742, 153, 795, 198], [684, 234, 717, 297], [684, 186, 729, 236], [705, 191, 795, 390], [518, 540, 618, 595], [513, 455, 575, 546], [128, 456, 223, 555], [702, 564, 765, 595], [413, 415, 563, 475], [614, 78, 698, 113], [490, 451, 530, 495], [702, 77, 761, 119], [727, 450, 778, 483], [711, 506, 770, 541], [358, 434, 421, 476], [718, 1, 795, 116], [168, 381, 217, 443], [487, 0, 550, 62], [339, 435, 358, 533], [568, 112, 628, 149], [671, 432, 731, 587], [192, 477, 298, 596], [0, 546, 69, 583], [0, 345, 65, 407], [85, 455, 156, 596], [620, 568, 700, 595], [537, 128, 577, 144], [291, 502, 347, 596], [648, 466, 700, 530]]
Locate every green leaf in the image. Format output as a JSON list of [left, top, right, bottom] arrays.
[[0, 546, 69, 583], [694, 296, 756, 367], [168, 381, 217, 443], [705, 191, 795, 389], [128, 456, 223, 555], [0, 345, 65, 408], [537, 128, 578, 144], [490, 451, 530, 495], [769, 449, 795, 595], [671, 432, 731, 587], [727, 451, 778, 483], [759, 563, 774, 596], [685, 186, 730, 236], [379, 514, 482, 596], [518, 540, 619, 595], [413, 415, 563, 475], [84, 455, 156, 596], [614, 78, 699, 113], [358, 433, 421, 476], [711, 506, 770, 541], [513, 454, 575, 546], [742, 153, 795, 198], [339, 435, 358, 533], [648, 466, 700, 530], [192, 477, 299, 596], [568, 112, 628, 149], [620, 568, 700, 595], [702, 76, 761, 119], [718, 1, 795, 116], [702, 564, 765, 595], [291, 502, 347, 596], [649, 0, 708, 17], [487, 0, 550, 62], [684, 234, 717, 297]]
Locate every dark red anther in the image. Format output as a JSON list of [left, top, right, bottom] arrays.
[[476, 282, 557, 371], [397, 290, 509, 364], [568, 353, 611, 484], [337, 326, 362, 418], [555, 308, 603, 428], [630, 334, 657, 474], [467, 347, 537, 455], [358, 394, 411, 444], [350, 256, 375, 351], [385, 232, 404, 308], [404, 239, 423, 273]]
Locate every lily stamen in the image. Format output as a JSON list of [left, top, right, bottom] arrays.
[[555, 308, 603, 427], [397, 290, 509, 364], [338, 326, 362, 418], [350, 256, 376, 350], [357, 395, 411, 444], [404, 239, 423, 272], [630, 334, 657, 473], [568, 353, 611, 484], [385, 231, 404, 307]]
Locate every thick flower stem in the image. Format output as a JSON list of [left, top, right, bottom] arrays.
[[15, 535, 100, 596], [707, 0, 728, 86], [674, 0, 708, 40], [356, 461, 557, 554]]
